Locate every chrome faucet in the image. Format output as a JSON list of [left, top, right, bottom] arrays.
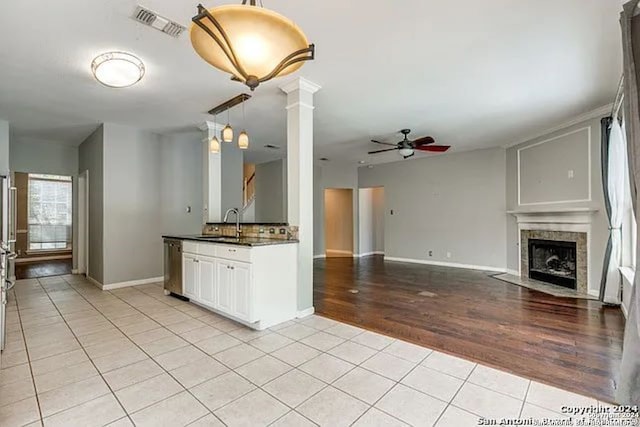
[[223, 208, 241, 239]]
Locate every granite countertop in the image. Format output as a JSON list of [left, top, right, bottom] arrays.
[[162, 235, 299, 247]]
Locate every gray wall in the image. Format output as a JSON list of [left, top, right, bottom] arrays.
[[10, 138, 80, 269], [506, 117, 607, 294], [359, 148, 507, 269], [313, 162, 360, 256], [160, 132, 203, 235], [358, 187, 384, 255], [0, 120, 10, 175], [255, 159, 287, 223], [79, 126, 104, 284], [221, 142, 243, 216], [102, 124, 162, 285]]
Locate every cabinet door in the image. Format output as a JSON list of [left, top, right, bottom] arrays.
[[231, 261, 252, 322], [198, 256, 216, 308], [183, 255, 198, 299], [216, 260, 233, 315]]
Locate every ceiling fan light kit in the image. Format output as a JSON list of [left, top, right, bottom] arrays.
[[368, 128, 451, 160], [190, 0, 315, 91]]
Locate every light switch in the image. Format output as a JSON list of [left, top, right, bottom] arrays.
[[568, 170, 574, 179]]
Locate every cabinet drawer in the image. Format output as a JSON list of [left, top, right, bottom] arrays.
[[216, 245, 251, 262], [183, 241, 198, 254], [198, 243, 217, 258]]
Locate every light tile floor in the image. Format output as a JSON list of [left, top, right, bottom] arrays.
[[0, 275, 614, 426]]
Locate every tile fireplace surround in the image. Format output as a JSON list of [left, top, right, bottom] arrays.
[[520, 229, 587, 293], [509, 208, 597, 295]]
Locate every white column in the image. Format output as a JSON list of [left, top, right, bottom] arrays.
[[199, 121, 224, 223], [280, 77, 321, 313]]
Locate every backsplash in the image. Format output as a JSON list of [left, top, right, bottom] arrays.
[[202, 223, 299, 240]]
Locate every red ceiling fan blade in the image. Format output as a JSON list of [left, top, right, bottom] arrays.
[[415, 145, 450, 152], [368, 147, 399, 154], [412, 136, 435, 146]]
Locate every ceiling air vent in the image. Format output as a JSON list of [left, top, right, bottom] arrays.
[[132, 6, 186, 38]]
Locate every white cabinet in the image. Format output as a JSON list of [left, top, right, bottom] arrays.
[[231, 261, 251, 321], [215, 260, 233, 314], [182, 254, 198, 299], [181, 241, 297, 330], [215, 260, 253, 322], [198, 256, 217, 308]]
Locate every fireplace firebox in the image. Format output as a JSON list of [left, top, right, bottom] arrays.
[[527, 239, 577, 289]]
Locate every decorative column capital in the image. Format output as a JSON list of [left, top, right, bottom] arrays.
[[279, 77, 322, 95]]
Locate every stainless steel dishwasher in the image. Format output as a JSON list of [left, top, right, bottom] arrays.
[[163, 238, 184, 297]]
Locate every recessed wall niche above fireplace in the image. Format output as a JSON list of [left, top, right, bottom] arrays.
[[520, 229, 588, 294]]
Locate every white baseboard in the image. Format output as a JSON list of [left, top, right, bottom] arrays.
[[313, 254, 326, 259], [102, 276, 164, 291], [505, 269, 520, 276], [326, 249, 353, 257], [71, 269, 80, 274], [296, 307, 315, 318], [355, 251, 384, 258], [383, 256, 506, 273]]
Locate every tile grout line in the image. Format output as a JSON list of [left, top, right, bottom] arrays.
[[519, 380, 532, 417], [102, 284, 363, 424], [34, 277, 136, 425], [10, 285, 45, 425], [62, 279, 226, 425]]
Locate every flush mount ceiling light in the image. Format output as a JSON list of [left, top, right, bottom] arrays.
[[190, 0, 315, 91], [91, 52, 145, 88]]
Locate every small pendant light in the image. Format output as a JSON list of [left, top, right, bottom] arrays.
[[238, 99, 249, 150], [222, 109, 233, 142]]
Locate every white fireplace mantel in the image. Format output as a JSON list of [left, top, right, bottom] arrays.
[[507, 208, 598, 225]]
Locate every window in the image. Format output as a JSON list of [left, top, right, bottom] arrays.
[[28, 174, 72, 251]]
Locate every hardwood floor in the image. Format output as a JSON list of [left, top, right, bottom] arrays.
[[313, 255, 625, 403], [15, 259, 73, 279]]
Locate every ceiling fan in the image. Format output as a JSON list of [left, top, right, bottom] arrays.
[[368, 129, 450, 159]]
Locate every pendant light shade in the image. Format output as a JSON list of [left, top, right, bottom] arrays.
[[222, 124, 234, 142], [190, 2, 314, 90], [209, 135, 220, 153], [238, 131, 249, 150]]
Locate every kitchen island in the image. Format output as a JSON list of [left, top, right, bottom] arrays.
[[163, 235, 299, 330]]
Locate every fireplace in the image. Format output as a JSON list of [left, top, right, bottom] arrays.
[[527, 239, 577, 289]]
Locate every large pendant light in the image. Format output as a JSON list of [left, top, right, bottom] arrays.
[[190, 1, 315, 91]]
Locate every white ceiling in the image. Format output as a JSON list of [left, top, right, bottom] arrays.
[[0, 0, 624, 164]]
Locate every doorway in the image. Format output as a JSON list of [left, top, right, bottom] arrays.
[[14, 173, 73, 279], [324, 188, 354, 258], [358, 187, 385, 257]]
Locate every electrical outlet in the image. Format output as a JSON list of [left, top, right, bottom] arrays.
[[428, 250, 433, 257], [568, 169, 574, 179], [269, 228, 276, 234], [279, 228, 286, 235], [446, 252, 452, 259]]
